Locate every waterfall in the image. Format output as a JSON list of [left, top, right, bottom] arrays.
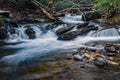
[[87, 28, 120, 37], [2, 23, 54, 41]]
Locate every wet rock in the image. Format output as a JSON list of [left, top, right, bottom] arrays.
[[78, 26, 98, 35], [83, 11, 101, 21], [73, 54, 83, 61], [77, 22, 89, 29], [56, 26, 74, 35], [57, 31, 79, 40], [104, 43, 120, 56], [25, 26, 36, 39], [104, 43, 118, 53], [93, 57, 108, 67], [0, 28, 7, 40], [10, 23, 18, 28], [58, 25, 98, 40]]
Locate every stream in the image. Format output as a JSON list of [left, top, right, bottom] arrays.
[[0, 14, 120, 80]]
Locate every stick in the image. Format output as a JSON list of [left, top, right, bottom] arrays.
[[33, 0, 56, 20]]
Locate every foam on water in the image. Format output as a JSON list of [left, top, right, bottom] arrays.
[[88, 28, 120, 37], [58, 14, 84, 24], [1, 34, 120, 64], [0, 14, 120, 65]]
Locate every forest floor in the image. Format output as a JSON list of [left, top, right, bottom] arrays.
[[0, 1, 120, 25]]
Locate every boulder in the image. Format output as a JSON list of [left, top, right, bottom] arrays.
[[0, 28, 7, 40], [58, 26, 98, 40], [78, 26, 98, 35], [56, 26, 74, 35], [93, 57, 108, 67], [25, 27, 36, 39], [83, 11, 101, 21], [57, 30, 79, 40], [77, 22, 89, 29]]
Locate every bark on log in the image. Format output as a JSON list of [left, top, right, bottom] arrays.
[[33, 0, 56, 20]]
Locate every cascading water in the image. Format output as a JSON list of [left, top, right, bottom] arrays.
[[0, 15, 120, 66], [87, 28, 120, 37], [58, 14, 84, 24], [0, 24, 120, 65]]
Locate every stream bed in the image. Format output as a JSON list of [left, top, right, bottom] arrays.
[[0, 15, 120, 80]]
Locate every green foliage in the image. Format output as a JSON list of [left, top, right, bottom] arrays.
[[55, 1, 73, 10], [37, 0, 48, 6], [94, 0, 120, 19], [11, 0, 33, 8], [94, 0, 120, 9]]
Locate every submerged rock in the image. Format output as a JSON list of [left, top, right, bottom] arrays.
[[25, 26, 36, 39], [7, 29, 20, 39]]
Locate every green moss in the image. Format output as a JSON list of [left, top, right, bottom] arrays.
[[55, 1, 73, 10]]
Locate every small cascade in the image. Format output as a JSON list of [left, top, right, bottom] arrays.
[[87, 28, 120, 37], [0, 14, 120, 65], [58, 14, 84, 24], [0, 23, 58, 41]]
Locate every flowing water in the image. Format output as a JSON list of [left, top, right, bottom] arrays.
[[0, 15, 120, 80]]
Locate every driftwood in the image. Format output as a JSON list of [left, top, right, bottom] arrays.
[[32, 0, 95, 21], [33, 0, 56, 20]]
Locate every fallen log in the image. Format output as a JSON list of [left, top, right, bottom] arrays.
[[33, 0, 56, 20], [33, 0, 50, 11]]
